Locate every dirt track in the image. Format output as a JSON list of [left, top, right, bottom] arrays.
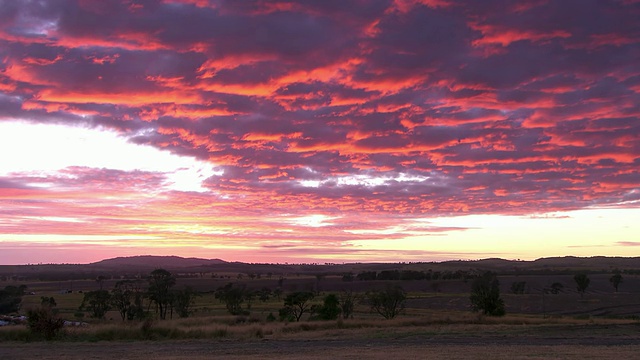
[[2, 325, 640, 359]]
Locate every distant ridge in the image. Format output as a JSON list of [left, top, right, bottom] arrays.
[[86, 255, 640, 271], [90, 255, 226, 269], [2, 255, 640, 278], [531, 256, 640, 268]]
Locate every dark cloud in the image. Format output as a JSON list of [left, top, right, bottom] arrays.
[[0, 0, 638, 218]]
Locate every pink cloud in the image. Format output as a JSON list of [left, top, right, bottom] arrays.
[[0, 0, 638, 262]]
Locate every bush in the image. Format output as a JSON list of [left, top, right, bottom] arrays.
[[0, 285, 26, 314], [470, 272, 505, 316], [266, 312, 276, 322], [27, 307, 65, 340], [313, 294, 341, 320], [280, 292, 315, 322], [366, 286, 406, 319]]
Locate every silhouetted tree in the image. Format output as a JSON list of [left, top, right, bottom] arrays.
[[40, 296, 57, 308], [314, 293, 341, 320], [111, 279, 146, 321], [610, 272, 623, 293], [549, 282, 564, 294], [377, 270, 400, 281], [28, 296, 64, 340], [0, 285, 26, 314], [96, 275, 107, 290], [366, 285, 406, 319], [147, 269, 176, 319], [356, 271, 377, 281], [172, 286, 199, 318], [273, 287, 283, 301], [470, 272, 505, 316], [400, 270, 426, 280], [339, 289, 357, 319], [342, 272, 354, 282], [80, 290, 111, 319], [280, 291, 315, 322], [256, 287, 272, 302], [215, 283, 249, 315], [574, 274, 590, 298]]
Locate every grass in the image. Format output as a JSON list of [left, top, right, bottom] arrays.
[[2, 310, 637, 343], [5, 280, 640, 346], [3, 311, 640, 360]]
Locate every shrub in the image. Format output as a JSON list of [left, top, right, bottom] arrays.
[[280, 292, 315, 322], [470, 272, 505, 316], [366, 285, 406, 319], [574, 274, 590, 298], [27, 307, 65, 340], [266, 312, 276, 322], [314, 294, 341, 320]]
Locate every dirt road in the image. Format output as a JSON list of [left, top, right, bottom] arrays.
[[2, 325, 639, 360]]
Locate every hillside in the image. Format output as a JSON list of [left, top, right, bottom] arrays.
[[2, 255, 640, 281], [89, 255, 226, 270]]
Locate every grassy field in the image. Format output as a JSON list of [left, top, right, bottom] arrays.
[[2, 316, 640, 359], [2, 269, 640, 359]]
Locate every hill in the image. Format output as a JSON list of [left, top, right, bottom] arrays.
[[89, 255, 226, 270], [1, 255, 640, 281]]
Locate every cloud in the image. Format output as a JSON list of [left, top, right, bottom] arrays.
[[0, 0, 638, 257], [616, 241, 640, 247]]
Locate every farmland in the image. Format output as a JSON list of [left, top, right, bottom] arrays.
[[1, 256, 639, 359]]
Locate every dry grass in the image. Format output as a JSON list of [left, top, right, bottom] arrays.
[[2, 312, 639, 359], [1, 336, 640, 360], [2, 310, 636, 343]]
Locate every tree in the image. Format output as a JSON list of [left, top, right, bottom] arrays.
[[28, 296, 64, 340], [549, 282, 564, 294], [342, 272, 354, 282], [0, 285, 26, 314], [314, 293, 341, 320], [111, 280, 146, 321], [215, 283, 249, 315], [470, 272, 505, 316], [280, 291, 315, 322], [172, 287, 199, 318], [40, 296, 57, 308], [96, 275, 107, 290], [356, 271, 377, 281], [574, 274, 590, 298], [271, 287, 282, 300], [610, 272, 623, 293], [80, 290, 112, 319], [366, 285, 406, 319], [147, 268, 176, 319], [256, 287, 272, 302], [338, 290, 357, 319]]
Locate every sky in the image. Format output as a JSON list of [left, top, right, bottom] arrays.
[[0, 0, 639, 265]]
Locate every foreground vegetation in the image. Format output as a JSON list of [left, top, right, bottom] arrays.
[[1, 259, 639, 352], [1, 310, 638, 342], [1, 258, 639, 359]]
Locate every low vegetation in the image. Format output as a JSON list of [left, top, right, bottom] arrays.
[[470, 272, 505, 316], [1, 259, 639, 345]]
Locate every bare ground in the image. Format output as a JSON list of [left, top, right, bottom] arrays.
[[2, 324, 640, 359]]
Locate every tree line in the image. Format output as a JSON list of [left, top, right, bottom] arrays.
[[0, 268, 627, 340], [349, 269, 475, 281], [80, 269, 199, 321]]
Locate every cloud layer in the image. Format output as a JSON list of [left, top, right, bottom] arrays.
[[0, 0, 639, 262]]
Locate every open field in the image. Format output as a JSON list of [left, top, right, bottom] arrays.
[[4, 271, 640, 320], [2, 320, 640, 359], [2, 256, 640, 358]]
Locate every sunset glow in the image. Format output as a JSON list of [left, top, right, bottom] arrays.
[[0, 0, 638, 265]]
